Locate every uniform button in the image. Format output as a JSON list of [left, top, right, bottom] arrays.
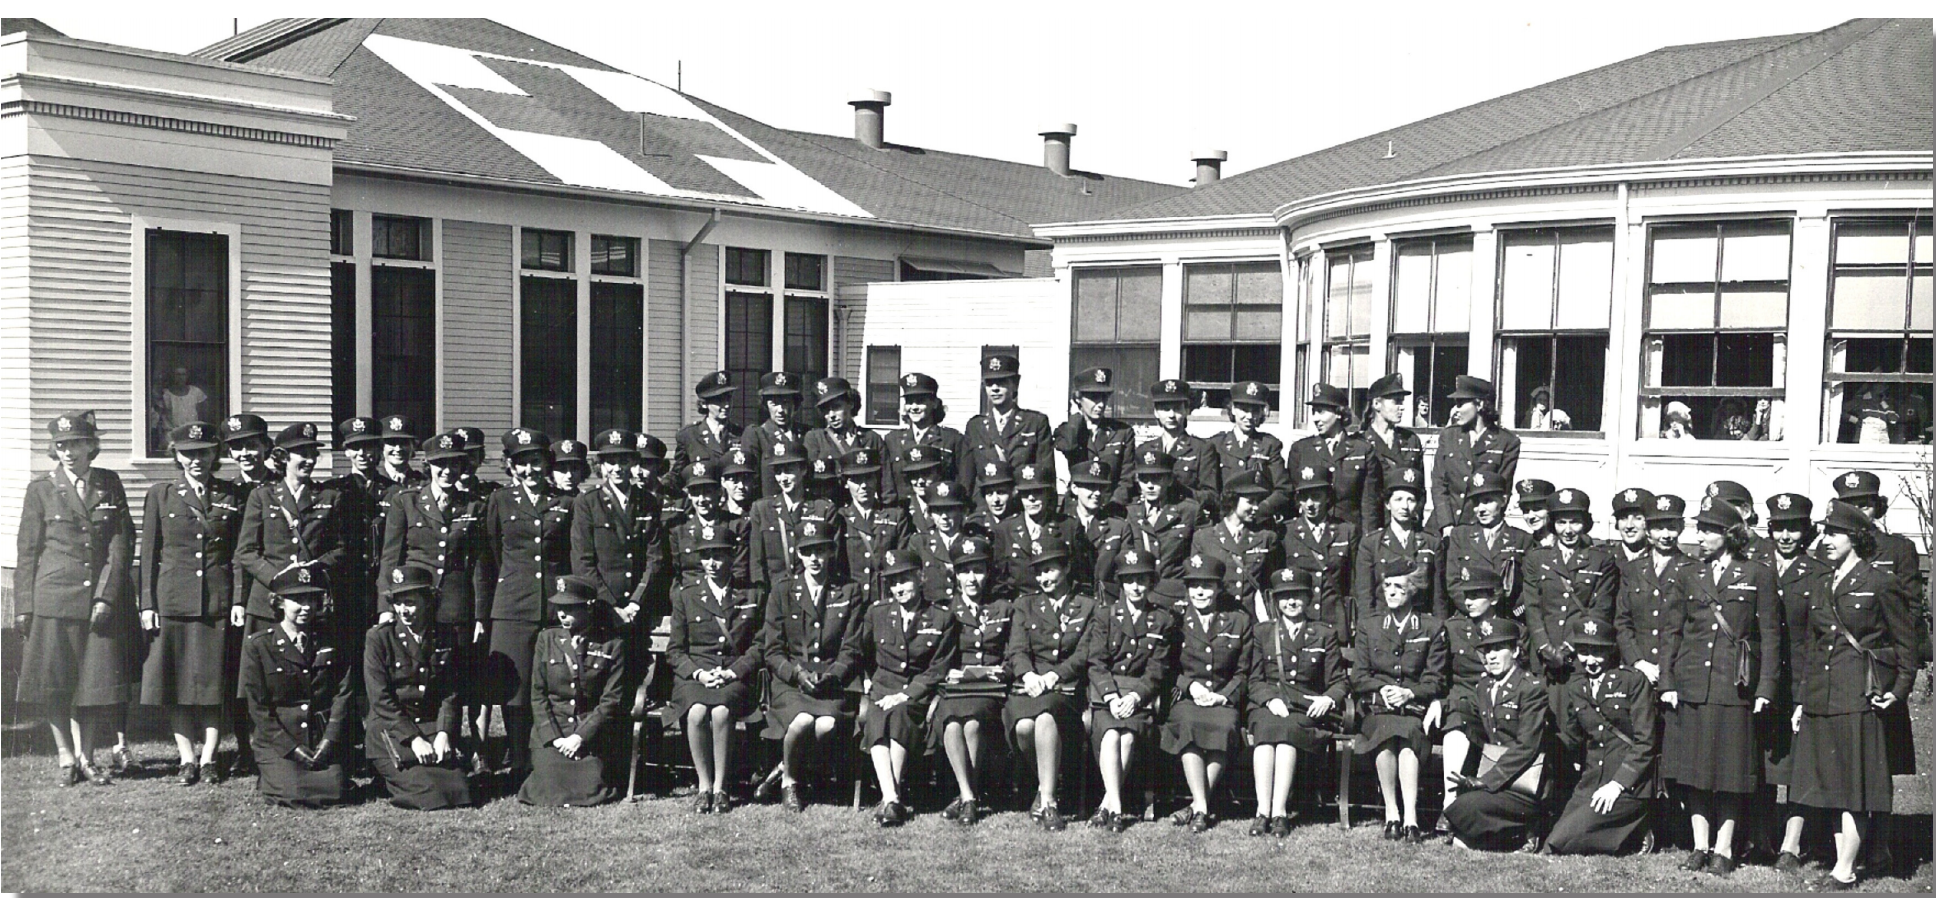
[[196, 571, 203, 577], [83, 580, 92, 587], [438, 541, 446, 547]]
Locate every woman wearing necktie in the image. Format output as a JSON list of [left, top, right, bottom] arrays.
[[240, 567, 355, 807], [1002, 535, 1097, 831], [849, 549, 959, 826], [1081, 548, 1177, 832], [760, 519, 864, 812], [666, 529, 762, 813], [1247, 568, 1346, 837], [518, 575, 628, 807], [1352, 555, 1449, 843], [363, 565, 477, 810], [1162, 553, 1253, 834]]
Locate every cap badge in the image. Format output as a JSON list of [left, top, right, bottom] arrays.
[[1471, 474, 1485, 486], [1190, 555, 1204, 569], [1123, 550, 1141, 565], [227, 416, 242, 431], [1706, 484, 1720, 498], [801, 521, 818, 536], [1300, 467, 1316, 480], [983, 462, 997, 477], [391, 569, 404, 584], [54, 416, 72, 432], [190, 424, 207, 440], [1480, 620, 1494, 636], [302, 424, 316, 438], [691, 463, 705, 477], [388, 417, 403, 430], [1843, 473, 1861, 488], [1776, 495, 1792, 510], [1558, 489, 1575, 503], [561, 440, 577, 453], [1020, 465, 1037, 480], [903, 374, 917, 387], [909, 447, 924, 461], [856, 451, 870, 465], [1312, 385, 1323, 399], [936, 482, 953, 497], [1144, 451, 1158, 465], [1460, 568, 1471, 581], [775, 373, 787, 386], [1656, 496, 1672, 511], [816, 381, 829, 396], [608, 432, 622, 445], [1246, 382, 1261, 396], [517, 430, 533, 445], [557, 576, 569, 593], [439, 436, 453, 449], [296, 568, 312, 583], [1095, 369, 1108, 384], [351, 419, 367, 433], [1402, 469, 1418, 484], [1622, 489, 1635, 502], [1583, 620, 1600, 636], [715, 372, 728, 385], [989, 357, 1003, 371], [1700, 497, 1715, 511]]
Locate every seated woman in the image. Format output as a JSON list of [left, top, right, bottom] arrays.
[[240, 567, 355, 808], [1247, 568, 1345, 837], [1080, 547, 1177, 832], [1351, 556, 1449, 843], [761, 520, 865, 812], [934, 536, 1012, 826], [665, 528, 762, 814], [1547, 618, 1658, 855], [1443, 618, 1551, 851], [848, 549, 959, 826], [363, 565, 476, 810], [1427, 568, 1506, 823], [1162, 553, 1252, 834], [1002, 535, 1097, 831], [518, 575, 628, 807]]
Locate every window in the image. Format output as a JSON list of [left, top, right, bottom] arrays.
[[1494, 227, 1613, 433], [725, 247, 768, 287], [1390, 236, 1472, 429], [784, 297, 830, 385], [866, 346, 902, 426], [330, 209, 353, 257], [521, 229, 572, 272], [785, 253, 825, 291], [330, 262, 356, 425], [371, 214, 430, 261], [1825, 218, 1932, 445], [1183, 261, 1282, 412], [980, 345, 1018, 418], [371, 266, 436, 430], [1642, 221, 1791, 440], [145, 229, 229, 455], [1292, 256, 1315, 424], [590, 235, 638, 278], [1322, 246, 1375, 421], [1072, 267, 1162, 418], [724, 291, 773, 429], [519, 276, 576, 436]]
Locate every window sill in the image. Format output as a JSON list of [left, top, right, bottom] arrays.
[[1518, 430, 1606, 440]]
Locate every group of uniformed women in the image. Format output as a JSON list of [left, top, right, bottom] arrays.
[[12, 358, 1926, 888]]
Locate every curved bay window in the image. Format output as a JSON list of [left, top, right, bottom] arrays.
[[1641, 221, 1791, 441], [1389, 235, 1471, 430], [1321, 246, 1374, 422], [1494, 227, 1612, 435], [1825, 217, 1932, 445]]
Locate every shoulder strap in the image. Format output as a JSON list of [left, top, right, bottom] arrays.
[[1570, 686, 1636, 747]]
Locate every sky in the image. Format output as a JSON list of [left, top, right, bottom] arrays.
[[34, 4, 1928, 186]]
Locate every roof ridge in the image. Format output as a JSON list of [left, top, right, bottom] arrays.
[[769, 123, 1182, 192]]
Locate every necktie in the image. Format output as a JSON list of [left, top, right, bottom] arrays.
[[292, 632, 305, 656]]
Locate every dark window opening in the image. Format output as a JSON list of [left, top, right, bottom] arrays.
[[591, 282, 643, 433], [371, 266, 436, 430], [371, 215, 430, 261], [724, 292, 773, 430], [725, 247, 769, 287], [590, 235, 638, 278], [330, 209, 353, 257], [519, 276, 576, 437], [521, 229, 572, 272], [330, 262, 356, 425], [865, 346, 902, 426], [145, 229, 229, 455]]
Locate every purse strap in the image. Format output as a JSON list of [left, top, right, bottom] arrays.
[[1570, 686, 1636, 748]]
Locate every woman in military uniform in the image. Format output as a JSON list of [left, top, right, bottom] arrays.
[[1081, 548, 1177, 832], [240, 567, 356, 808], [1003, 536, 1096, 831], [1440, 472, 1533, 620], [1360, 373, 1426, 519], [833, 448, 908, 607], [1427, 569, 1506, 819], [1613, 494, 1693, 685], [1787, 502, 1918, 891], [1246, 568, 1345, 837], [1208, 381, 1291, 527], [718, 447, 755, 518], [1163, 554, 1252, 833], [913, 481, 973, 606], [1122, 379, 1220, 514], [519, 575, 628, 807], [666, 530, 762, 813], [746, 439, 836, 594], [1522, 489, 1618, 690], [934, 536, 1011, 826], [668, 460, 751, 589], [1287, 384, 1382, 535], [1189, 473, 1279, 620], [1282, 468, 1358, 631], [1352, 556, 1449, 843], [1428, 376, 1520, 536], [670, 371, 743, 494], [1764, 493, 1829, 873], [549, 438, 590, 495], [480, 428, 573, 779], [761, 520, 865, 812], [882, 373, 967, 508], [1355, 466, 1442, 622], [849, 550, 959, 826], [364, 564, 476, 810], [15, 411, 138, 787], [994, 463, 1076, 597], [1547, 618, 1659, 856], [1123, 449, 1204, 599], [1442, 618, 1550, 851]]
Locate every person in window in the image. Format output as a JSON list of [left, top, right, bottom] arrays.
[[151, 365, 209, 442], [761, 519, 864, 812], [518, 575, 628, 808], [1525, 386, 1570, 432], [667, 529, 762, 814], [743, 372, 806, 503], [1441, 472, 1534, 622], [1209, 381, 1292, 528], [363, 565, 476, 810], [240, 567, 355, 808], [1081, 548, 1176, 832], [1190, 474, 1280, 619], [1442, 618, 1551, 852], [1427, 568, 1506, 823], [1247, 567, 1344, 838], [1660, 401, 1696, 440], [1762, 493, 1828, 876], [1658, 497, 1779, 878], [883, 372, 968, 510], [1711, 398, 1760, 442], [1289, 384, 1382, 535], [1843, 385, 1900, 445], [1546, 618, 1659, 856], [1614, 494, 1694, 687], [1124, 379, 1222, 517], [1163, 553, 1252, 834], [1787, 502, 1917, 892], [1056, 367, 1136, 509], [670, 371, 744, 496], [1003, 535, 1097, 831], [140, 421, 244, 787], [1362, 374, 1428, 524], [1428, 376, 1521, 536], [964, 355, 1054, 509], [1356, 467, 1444, 621], [934, 536, 1012, 827], [848, 549, 959, 827], [17, 412, 138, 788], [1352, 556, 1448, 844], [480, 428, 574, 782]]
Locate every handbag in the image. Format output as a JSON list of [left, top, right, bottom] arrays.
[[1477, 742, 1544, 799], [1825, 591, 1889, 699]]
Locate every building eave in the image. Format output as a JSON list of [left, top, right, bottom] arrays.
[[1032, 213, 1281, 240]]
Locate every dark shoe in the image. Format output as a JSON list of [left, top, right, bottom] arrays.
[[1190, 811, 1212, 834], [178, 762, 201, 787], [1384, 820, 1404, 841], [110, 746, 134, 774], [711, 791, 732, 814], [58, 764, 81, 787], [754, 773, 781, 803], [1704, 853, 1734, 877], [1809, 874, 1857, 892], [228, 753, 256, 779], [693, 790, 714, 814], [1410, 825, 1432, 846], [1775, 851, 1805, 875], [1269, 815, 1293, 838], [1680, 849, 1711, 872], [1518, 834, 1544, 854], [85, 766, 111, 786], [1089, 808, 1116, 829], [942, 798, 964, 821], [782, 784, 805, 813], [1248, 815, 1269, 837], [203, 764, 227, 786], [1173, 807, 1196, 827], [960, 800, 980, 826], [873, 801, 893, 827], [1040, 801, 1066, 831], [1109, 812, 1131, 833]]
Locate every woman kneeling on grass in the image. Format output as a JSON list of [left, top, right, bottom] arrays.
[[518, 575, 627, 807], [240, 567, 355, 808], [1442, 618, 1550, 851], [1246, 568, 1345, 837], [666, 530, 762, 814], [933, 536, 1012, 826], [364, 565, 476, 810], [851, 550, 959, 826], [1081, 548, 1177, 832], [1351, 556, 1449, 843], [1162, 553, 1252, 834]]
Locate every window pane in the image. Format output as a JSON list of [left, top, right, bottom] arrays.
[[1184, 266, 1232, 308], [1649, 285, 1716, 329], [725, 248, 768, 287], [1841, 338, 1903, 374], [1185, 308, 1231, 341], [785, 253, 825, 291], [146, 230, 230, 455], [865, 346, 901, 426], [1234, 265, 1281, 304], [1072, 346, 1159, 418], [1421, 343, 1468, 427], [784, 295, 829, 383], [1117, 269, 1162, 341], [1720, 226, 1790, 282], [1392, 243, 1432, 333], [724, 292, 772, 429], [590, 236, 638, 278], [1326, 252, 1370, 340], [373, 215, 428, 262], [1434, 243, 1472, 333], [1660, 334, 1714, 387], [1836, 381, 1930, 445], [1715, 332, 1774, 387], [1651, 230, 1716, 283], [371, 266, 436, 430], [1182, 344, 1234, 385], [1234, 305, 1281, 341], [1506, 336, 1554, 430], [1553, 335, 1605, 431], [591, 282, 643, 432], [1910, 339, 1933, 374], [331, 262, 356, 425], [1718, 287, 1786, 328], [1911, 272, 1931, 331], [1232, 344, 1281, 387], [1323, 343, 1371, 389], [1555, 230, 1614, 329], [520, 276, 577, 437], [1074, 272, 1117, 342], [1499, 235, 1557, 331], [331, 210, 353, 257], [1832, 270, 1909, 330], [1835, 222, 1911, 265]]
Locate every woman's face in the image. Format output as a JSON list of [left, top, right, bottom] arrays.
[[698, 548, 731, 580], [1153, 402, 1187, 431], [702, 398, 730, 422], [1616, 511, 1648, 547], [845, 476, 875, 507], [553, 464, 588, 493], [1019, 489, 1048, 519], [1230, 403, 1262, 433], [773, 465, 801, 495], [721, 474, 750, 504], [797, 545, 831, 578], [902, 398, 932, 424], [982, 379, 1015, 409], [1077, 393, 1108, 419], [1137, 475, 1167, 504], [1450, 399, 1481, 427], [281, 595, 316, 628], [982, 486, 1011, 516], [1186, 581, 1219, 611], [1472, 496, 1504, 527], [955, 564, 985, 598], [1461, 591, 1495, 619], [229, 437, 268, 474], [1071, 483, 1103, 512], [1522, 505, 1550, 532], [283, 446, 319, 481], [599, 459, 632, 488], [933, 505, 962, 535], [428, 457, 468, 491], [1694, 524, 1727, 560], [1648, 522, 1684, 553], [1033, 561, 1065, 593], [175, 446, 217, 480], [1553, 513, 1587, 546], [1769, 523, 1808, 556], [1277, 592, 1307, 621], [689, 486, 722, 517], [887, 572, 919, 605], [1310, 406, 1340, 433], [1575, 648, 1609, 678], [1387, 490, 1419, 525], [824, 401, 855, 429], [907, 472, 934, 499], [1373, 395, 1405, 425], [1481, 644, 1518, 678], [1382, 575, 1413, 611], [344, 444, 377, 473], [1297, 491, 1327, 521], [1120, 575, 1152, 605], [381, 439, 413, 468], [1229, 495, 1257, 524], [765, 399, 793, 428], [1819, 529, 1854, 564], [555, 604, 589, 632], [393, 596, 424, 629]]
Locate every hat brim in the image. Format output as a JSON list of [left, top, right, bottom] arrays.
[[222, 431, 268, 443], [814, 390, 858, 408], [384, 583, 433, 598], [1270, 585, 1313, 596], [1229, 486, 1271, 499], [548, 597, 592, 608], [1466, 486, 1507, 500], [171, 438, 220, 451], [279, 439, 325, 452], [1114, 566, 1156, 580], [1181, 573, 1223, 583], [842, 465, 882, 477], [423, 450, 469, 464], [505, 444, 550, 458], [1571, 638, 1618, 650], [1693, 511, 1739, 529], [880, 563, 921, 578], [695, 386, 735, 400], [977, 477, 1014, 489], [982, 372, 1020, 383], [758, 387, 801, 399], [273, 586, 327, 598], [592, 447, 641, 459], [1133, 465, 1175, 478], [1447, 388, 1491, 402], [1028, 553, 1068, 567], [1476, 638, 1518, 649], [795, 537, 837, 551], [1070, 476, 1113, 488], [339, 433, 384, 447], [683, 476, 722, 490]]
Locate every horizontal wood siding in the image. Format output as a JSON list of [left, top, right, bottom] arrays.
[[645, 238, 719, 435], [0, 156, 29, 599], [441, 219, 514, 445], [833, 256, 894, 384]]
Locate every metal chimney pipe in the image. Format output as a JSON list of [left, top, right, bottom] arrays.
[[1040, 123, 1077, 176], [850, 89, 891, 149], [1192, 149, 1227, 187]]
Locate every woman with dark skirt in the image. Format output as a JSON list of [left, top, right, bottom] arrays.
[[1787, 502, 1917, 891], [761, 519, 866, 813], [849, 550, 959, 826], [518, 575, 628, 808], [1352, 555, 1449, 843], [1246, 568, 1345, 837], [1442, 618, 1550, 851], [240, 567, 355, 808], [363, 564, 476, 810], [1081, 547, 1177, 832], [15, 411, 139, 787], [1658, 496, 1780, 877], [1428, 568, 1507, 818], [1003, 535, 1097, 831], [933, 535, 1012, 826], [666, 529, 762, 813], [1162, 554, 1251, 833], [1764, 493, 1830, 874]]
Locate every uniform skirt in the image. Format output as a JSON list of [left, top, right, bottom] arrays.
[[256, 754, 351, 808], [1161, 702, 1240, 754], [230, 615, 274, 700], [140, 615, 229, 706], [1547, 790, 1651, 856], [861, 696, 931, 749], [518, 738, 622, 807], [767, 682, 857, 729], [1789, 711, 1893, 814], [1880, 703, 1918, 777], [1759, 703, 1794, 786], [1089, 702, 1156, 755], [1247, 704, 1339, 753], [484, 620, 542, 707], [372, 756, 475, 811], [934, 683, 1007, 729], [1002, 690, 1083, 751], [1355, 710, 1429, 756], [18, 616, 137, 708], [670, 677, 753, 721], [1662, 702, 1758, 793]]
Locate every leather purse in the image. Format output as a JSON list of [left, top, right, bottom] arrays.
[[1478, 742, 1544, 799]]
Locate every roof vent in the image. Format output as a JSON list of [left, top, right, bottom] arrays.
[[1040, 123, 1077, 177], [1382, 140, 1397, 160], [1192, 149, 1227, 188], [850, 89, 892, 150]]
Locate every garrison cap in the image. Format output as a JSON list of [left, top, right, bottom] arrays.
[[981, 353, 1020, 381], [695, 370, 735, 400], [1368, 372, 1411, 399], [169, 421, 220, 451], [274, 422, 324, 452], [1378, 555, 1419, 581], [502, 428, 550, 458], [1832, 470, 1882, 502], [1765, 493, 1813, 525], [1182, 552, 1225, 582], [337, 417, 383, 448], [270, 565, 328, 596], [899, 372, 939, 398], [1644, 494, 1687, 523], [1611, 488, 1656, 517], [758, 371, 802, 398], [220, 413, 268, 443], [1308, 383, 1349, 411], [1074, 367, 1115, 393]]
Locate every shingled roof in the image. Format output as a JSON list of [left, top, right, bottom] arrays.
[[1095, 18, 1933, 222], [195, 18, 1183, 239]]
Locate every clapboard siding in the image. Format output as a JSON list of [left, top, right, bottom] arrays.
[[644, 238, 719, 435], [0, 156, 31, 590], [832, 256, 894, 384], [441, 219, 514, 442]]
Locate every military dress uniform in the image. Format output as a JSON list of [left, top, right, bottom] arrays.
[[1001, 538, 1098, 745], [963, 356, 1055, 503], [1119, 380, 1222, 514], [1354, 466, 1443, 621], [1122, 451, 1206, 592], [379, 455, 495, 629], [1283, 505, 1359, 632], [1287, 384, 1383, 534], [913, 492, 974, 607], [1362, 374, 1428, 520], [1248, 573, 1348, 751], [363, 567, 475, 810], [1614, 495, 1695, 681], [932, 536, 1014, 736], [1160, 558, 1252, 758], [327, 416, 391, 639], [140, 427, 246, 707], [1428, 377, 1522, 534], [1081, 555, 1178, 753], [1189, 476, 1280, 612], [746, 458, 839, 593], [1832, 470, 1924, 776], [804, 382, 889, 498], [235, 426, 351, 639], [666, 562, 764, 721], [1761, 494, 1827, 790], [1442, 620, 1551, 850], [1441, 473, 1535, 617], [1439, 571, 1510, 741], [1521, 490, 1619, 688], [479, 430, 575, 773], [569, 431, 672, 629], [882, 373, 970, 506], [1055, 367, 1137, 497], [834, 449, 910, 604], [1547, 621, 1660, 856], [240, 569, 356, 808], [742, 372, 807, 502], [761, 542, 868, 727], [848, 554, 960, 750], [518, 577, 629, 807], [1210, 381, 1292, 524], [668, 371, 744, 496], [1351, 592, 1449, 758]]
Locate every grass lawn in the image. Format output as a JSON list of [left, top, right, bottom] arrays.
[[3, 698, 1931, 892]]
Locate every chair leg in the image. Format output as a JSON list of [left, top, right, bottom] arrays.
[[627, 720, 646, 801], [1335, 738, 1352, 829]]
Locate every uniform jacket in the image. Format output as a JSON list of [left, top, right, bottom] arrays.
[[15, 468, 133, 621], [569, 484, 671, 613], [666, 579, 764, 681], [241, 626, 354, 758], [1351, 611, 1448, 708], [1173, 606, 1252, 707], [140, 477, 245, 618], [836, 502, 910, 603], [1659, 556, 1780, 705], [1442, 523, 1534, 614], [1287, 430, 1384, 534], [1124, 497, 1205, 584], [328, 469, 399, 628], [1614, 551, 1695, 675], [1069, 506, 1130, 601], [1355, 525, 1444, 621], [995, 513, 1082, 599], [1189, 521, 1280, 606], [1080, 600, 1177, 705], [1796, 560, 1917, 713], [848, 600, 959, 703], [761, 576, 866, 691], [1118, 433, 1222, 515], [667, 510, 751, 588], [1284, 516, 1359, 629], [530, 627, 627, 745], [1473, 665, 1551, 792], [739, 418, 803, 502], [804, 425, 889, 497], [379, 486, 495, 625], [1771, 551, 1830, 707], [668, 419, 743, 494], [883, 425, 970, 506], [913, 528, 970, 607], [1209, 430, 1291, 523], [1054, 415, 1136, 499], [480, 484, 575, 623], [1558, 668, 1659, 798], [237, 479, 350, 619], [1250, 618, 1347, 713], [1005, 590, 1098, 686], [362, 621, 461, 759], [1428, 424, 1522, 533], [963, 407, 1054, 498], [1442, 614, 1496, 697], [746, 494, 838, 591], [1364, 425, 1427, 507], [1523, 543, 1619, 656]]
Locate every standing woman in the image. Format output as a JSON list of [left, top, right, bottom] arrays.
[[1003, 536, 1097, 831], [669, 371, 743, 495], [1355, 467, 1443, 621], [1287, 384, 1382, 535], [1282, 468, 1358, 631], [1189, 473, 1280, 619], [761, 520, 866, 812], [16, 411, 138, 786], [849, 549, 960, 826], [140, 421, 246, 786], [1081, 548, 1178, 832], [882, 373, 968, 509], [666, 529, 762, 813], [240, 568, 356, 808], [743, 373, 805, 503], [1123, 449, 1206, 598], [1163, 554, 1252, 833], [1362, 374, 1427, 525], [1208, 381, 1291, 527], [235, 424, 348, 645], [1246, 568, 1346, 837], [480, 428, 574, 780], [1658, 497, 1780, 877], [1352, 556, 1450, 842], [934, 536, 1012, 826], [518, 576, 628, 808], [1788, 502, 1917, 891], [1764, 493, 1829, 873], [1428, 376, 1521, 537]]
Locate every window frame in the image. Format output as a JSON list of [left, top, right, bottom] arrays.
[[521, 228, 574, 273], [865, 345, 903, 426], [1071, 265, 1164, 421], [1320, 244, 1376, 423], [1639, 219, 1794, 441], [1181, 260, 1284, 417], [589, 234, 639, 278], [371, 214, 432, 262], [135, 221, 240, 461], [1822, 215, 1934, 445], [1490, 225, 1616, 437]]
